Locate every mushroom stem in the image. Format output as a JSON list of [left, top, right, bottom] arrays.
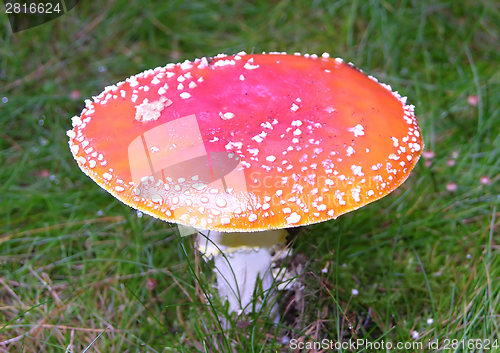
[[196, 229, 287, 323]]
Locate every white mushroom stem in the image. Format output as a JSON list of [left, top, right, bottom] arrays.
[[196, 229, 288, 322]]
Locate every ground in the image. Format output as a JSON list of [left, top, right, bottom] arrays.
[[0, 1, 499, 352]]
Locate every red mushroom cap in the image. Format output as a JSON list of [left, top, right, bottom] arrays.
[[68, 52, 423, 232]]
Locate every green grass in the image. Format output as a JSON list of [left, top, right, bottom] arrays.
[[1, 0, 499, 351]]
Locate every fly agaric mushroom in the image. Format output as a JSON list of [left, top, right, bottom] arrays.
[[68, 52, 423, 322]]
